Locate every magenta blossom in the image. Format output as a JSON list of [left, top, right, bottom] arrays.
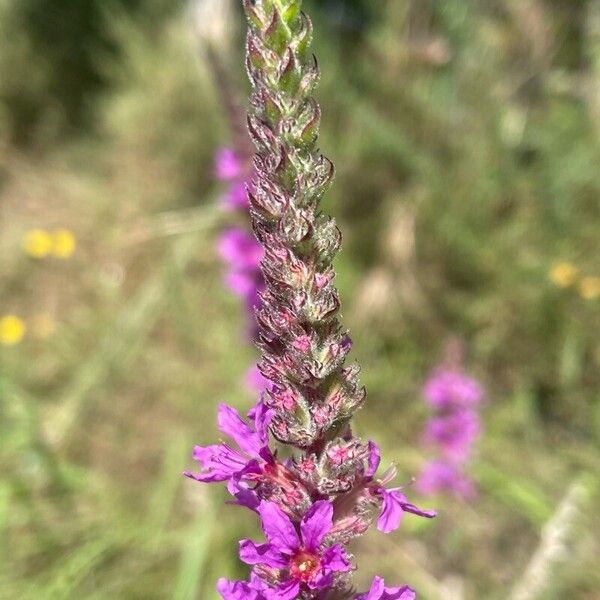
[[423, 369, 483, 409], [214, 147, 251, 210], [224, 180, 249, 210], [217, 573, 270, 600], [215, 147, 243, 181], [366, 442, 436, 534], [236, 500, 352, 599], [218, 227, 266, 324], [218, 574, 415, 600], [355, 576, 415, 600], [190, 4, 438, 596], [418, 359, 484, 501], [217, 578, 260, 600], [423, 409, 480, 462], [246, 364, 271, 393], [415, 461, 476, 500], [184, 402, 271, 490], [218, 228, 264, 273]]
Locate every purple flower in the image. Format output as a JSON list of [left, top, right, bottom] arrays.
[[224, 270, 258, 298], [190, 5, 441, 596], [218, 228, 265, 321], [246, 364, 271, 393], [355, 576, 416, 600], [224, 180, 250, 210], [419, 361, 483, 500], [218, 228, 264, 272], [423, 369, 483, 409], [366, 442, 436, 534], [215, 147, 243, 181], [423, 409, 480, 462], [416, 460, 476, 500], [184, 402, 271, 490], [238, 500, 352, 598]]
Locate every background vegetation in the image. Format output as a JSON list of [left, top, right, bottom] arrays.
[[1, 0, 599, 598]]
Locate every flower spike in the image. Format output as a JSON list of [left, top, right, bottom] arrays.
[[187, 1, 435, 597]]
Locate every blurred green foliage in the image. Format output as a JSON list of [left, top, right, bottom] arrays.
[[0, 0, 599, 598], [0, 0, 186, 145]]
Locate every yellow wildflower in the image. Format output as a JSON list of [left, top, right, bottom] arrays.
[[30, 313, 57, 339], [51, 229, 77, 259], [579, 276, 600, 300], [549, 262, 578, 288], [0, 315, 26, 346], [23, 229, 52, 258]]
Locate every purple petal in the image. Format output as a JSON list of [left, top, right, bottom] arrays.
[[355, 576, 416, 600], [214, 148, 242, 181], [217, 404, 262, 457], [249, 572, 271, 593], [366, 440, 381, 478], [300, 500, 333, 551], [377, 489, 404, 533], [258, 501, 300, 554], [218, 229, 263, 270], [265, 580, 300, 600], [184, 443, 247, 482], [216, 578, 260, 600], [363, 576, 385, 599], [229, 487, 260, 512], [416, 461, 476, 500], [258, 446, 274, 463], [321, 544, 352, 573], [239, 540, 288, 568], [307, 571, 333, 591], [377, 489, 436, 533], [246, 364, 270, 392], [224, 181, 250, 210], [248, 400, 273, 445], [423, 409, 480, 462], [394, 492, 437, 519], [224, 270, 256, 297], [390, 586, 415, 600], [423, 369, 483, 408], [226, 460, 262, 497]]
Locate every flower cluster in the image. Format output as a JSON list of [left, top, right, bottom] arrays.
[[2, 229, 69, 347], [216, 148, 266, 337], [416, 360, 483, 500], [548, 261, 600, 300], [23, 228, 76, 259], [0, 313, 56, 346], [215, 147, 268, 386], [186, 1, 435, 598]]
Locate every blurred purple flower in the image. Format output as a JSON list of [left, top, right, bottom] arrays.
[[215, 147, 243, 181], [214, 146, 265, 339], [415, 461, 476, 500], [223, 181, 249, 210], [218, 228, 264, 272], [218, 228, 265, 329], [423, 409, 480, 462], [418, 361, 484, 500], [423, 369, 483, 409], [246, 364, 271, 393]]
